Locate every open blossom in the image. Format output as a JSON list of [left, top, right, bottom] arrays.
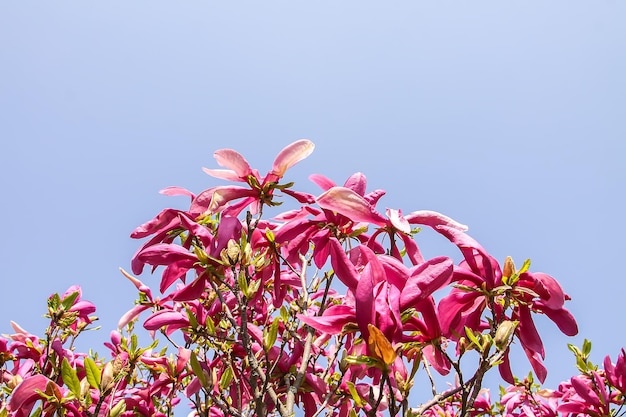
[[605, 348, 626, 394], [197, 139, 316, 215], [435, 227, 577, 383]]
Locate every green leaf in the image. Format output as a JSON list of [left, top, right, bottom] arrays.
[[568, 343, 582, 356], [464, 327, 481, 349], [131, 334, 138, 351], [518, 258, 532, 274], [109, 400, 126, 417], [61, 357, 82, 398], [237, 270, 249, 297], [48, 293, 61, 311], [205, 316, 215, 334], [582, 339, 592, 356], [264, 318, 279, 350], [187, 308, 199, 330], [346, 381, 364, 407], [190, 352, 208, 388], [84, 357, 101, 389], [60, 291, 80, 311], [219, 366, 234, 390]]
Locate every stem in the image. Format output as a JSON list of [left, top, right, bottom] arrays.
[[286, 254, 315, 415]]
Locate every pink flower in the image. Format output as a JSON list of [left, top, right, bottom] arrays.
[[9, 375, 64, 417], [605, 348, 626, 394], [198, 139, 315, 215], [557, 372, 611, 416], [436, 228, 577, 383]]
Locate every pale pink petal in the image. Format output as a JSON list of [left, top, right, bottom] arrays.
[[405, 210, 468, 231], [176, 348, 192, 374], [386, 208, 411, 234], [208, 186, 257, 213], [118, 305, 150, 329], [271, 139, 315, 178], [212, 149, 253, 178], [309, 173, 336, 190], [159, 186, 196, 199], [201, 168, 244, 182], [317, 187, 387, 226]]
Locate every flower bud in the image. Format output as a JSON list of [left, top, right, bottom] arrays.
[[101, 362, 115, 393], [503, 256, 515, 279], [220, 239, 241, 266], [495, 320, 518, 351]]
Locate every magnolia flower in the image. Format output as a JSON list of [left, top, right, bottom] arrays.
[[197, 139, 315, 215]]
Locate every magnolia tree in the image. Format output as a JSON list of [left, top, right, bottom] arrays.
[[1, 140, 625, 417]]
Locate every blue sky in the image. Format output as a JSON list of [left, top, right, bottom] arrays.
[[1, 0, 625, 408]]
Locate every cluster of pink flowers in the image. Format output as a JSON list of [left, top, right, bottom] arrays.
[[1, 140, 624, 416]]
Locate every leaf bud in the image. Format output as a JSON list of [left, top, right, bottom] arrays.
[[220, 239, 241, 266], [495, 320, 518, 351]]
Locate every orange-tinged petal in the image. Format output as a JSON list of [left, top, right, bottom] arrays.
[[367, 324, 397, 367]]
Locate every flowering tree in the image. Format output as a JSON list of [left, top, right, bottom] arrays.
[[1, 140, 624, 417]]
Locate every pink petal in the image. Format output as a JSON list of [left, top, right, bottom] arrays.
[[9, 375, 49, 417], [212, 148, 253, 178], [297, 305, 356, 334], [405, 210, 468, 231], [542, 307, 578, 336], [118, 305, 150, 329], [317, 187, 387, 226], [517, 305, 544, 356], [159, 186, 196, 199], [355, 262, 376, 339], [343, 172, 367, 196], [400, 257, 454, 310], [144, 310, 189, 331], [328, 238, 359, 290], [423, 344, 451, 375], [309, 173, 336, 191], [130, 209, 182, 239], [570, 375, 599, 404], [208, 186, 258, 213], [201, 168, 244, 182], [137, 243, 197, 267], [386, 208, 411, 234], [271, 139, 315, 178]]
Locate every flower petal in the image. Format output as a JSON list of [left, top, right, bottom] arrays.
[[213, 148, 253, 178], [271, 139, 315, 178], [400, 257, 454, 310], [317, 187, 387, 226]]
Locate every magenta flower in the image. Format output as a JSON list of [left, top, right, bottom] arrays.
[[557, 372, 611, 417], [9, 375, 65, 417], [605, 348, 626, 395]]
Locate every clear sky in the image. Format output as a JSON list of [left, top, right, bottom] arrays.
[[1, 0, 624, 408]]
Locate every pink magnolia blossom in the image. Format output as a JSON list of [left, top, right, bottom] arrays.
[[198, 139, 315, 215], [605, 348, 626, 394]]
